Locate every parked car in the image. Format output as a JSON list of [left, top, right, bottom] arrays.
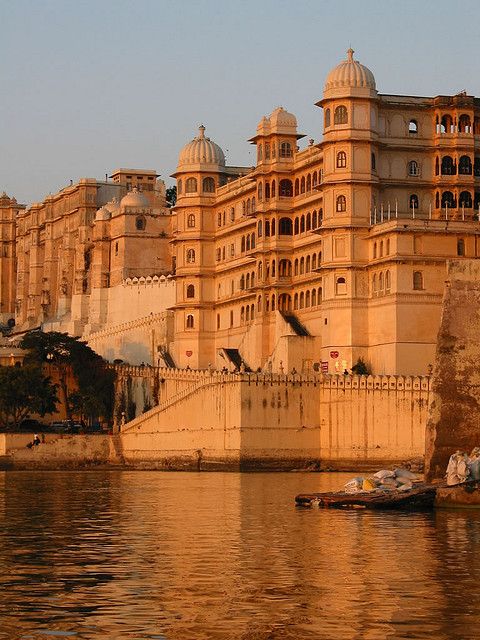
[[50, 420, 83, 434], [18, 419, 47, 432]]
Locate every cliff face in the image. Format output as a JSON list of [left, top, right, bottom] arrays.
[[425, 260, 480, 481]]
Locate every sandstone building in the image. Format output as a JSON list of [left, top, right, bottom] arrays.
[[2, 50, 480, 375]]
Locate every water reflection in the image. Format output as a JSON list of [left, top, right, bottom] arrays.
[[0, 471, 478, 639]]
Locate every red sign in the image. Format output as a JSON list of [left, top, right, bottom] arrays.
[[330, 351, 339, 359], [186, 350, 193, 357]]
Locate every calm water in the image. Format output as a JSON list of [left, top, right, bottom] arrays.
[[0, 472, 479, 639]]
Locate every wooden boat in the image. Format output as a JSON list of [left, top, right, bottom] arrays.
[[295, 484, 438, 510]]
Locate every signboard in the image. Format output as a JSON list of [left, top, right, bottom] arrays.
[[186, 350, 193, 357], [330, 350, 339, 359], [321, 361, 329, 373]]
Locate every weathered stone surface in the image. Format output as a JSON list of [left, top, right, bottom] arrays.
[[425, 260, 480, 481], [435, 482, 480, 507]]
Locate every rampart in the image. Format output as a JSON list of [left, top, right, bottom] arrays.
[[116, 369, 430, 470]]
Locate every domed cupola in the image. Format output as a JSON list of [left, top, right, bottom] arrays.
[[94, 205, 111, 222], [120, 188, 149, 211], [177, 125, 225, 172], [323, 49, 377, 99]]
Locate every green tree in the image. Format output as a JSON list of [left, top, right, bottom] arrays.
[[351, 357, 371, 375], [166, 185, 177, 207], [20, 331, 116, 425], [0, 365, 58, 430]]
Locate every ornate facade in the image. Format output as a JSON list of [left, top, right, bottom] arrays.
[[2, 50, 480, 375]]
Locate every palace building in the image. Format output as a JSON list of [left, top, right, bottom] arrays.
[[3, 50, 480, 375]]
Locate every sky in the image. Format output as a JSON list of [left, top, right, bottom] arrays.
[[1, 0, 480, 205]]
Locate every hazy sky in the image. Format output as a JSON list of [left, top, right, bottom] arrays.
[[2, 0, 480, 205]]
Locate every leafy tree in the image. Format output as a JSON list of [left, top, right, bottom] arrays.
[[0, 365, 58, 430], [166, 185, 177, 207], [351, 357, 371, 376], [20, 331, 116, 424]]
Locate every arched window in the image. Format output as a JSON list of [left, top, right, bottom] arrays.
[[271, 180, 276, 197], [409, 194, 419, 209], [371, 152, 376, 171], [335, 277, 347, 295], [258, 295, 262, 312], [435, 191, 440, 209], [413, 271, 423, 290], [258, 262, 263, 280], [265, 220, 270, 236], [312, 289, 317, 306], [312, 210, 317, 228], [409, 120, 418, 134], [459, 191, 472, 208], [336, 195, 346, 212], [440, 114, 453, 134], [299, 292, 305, 309], [217, 212, 222, 227], [373, 242, 377, 259], [379, 272, 384, 292], [241, 236, 246, 253], [246, 235, 251, 251], [336, 151, 347, 168], [265, 183, 270, 199], [258, 183, 263, 201], [459, 156, 472, 175], [240, 274, 245, 290], [312, 172, 318, 188], [372, 274, 377, 296], [334, 105, 348, 125], [258, 221, 263, 237], [217, 313, 221, 329], [240, 307, 245, 324], [294, 217, 299, 234], [177, 179, 183, 195], [252, 197, 255, 213], [306, 212, 311, 231], [186, 284, 195, 298], [186, 249, 196, 263], [306, 174, 311, 192], [271, 219, 276, 236], [386, 239, 390, 254], [386, 270, 391, 293], [318, 286, 323, 301], [246, 273, 250, 289], [300, 215, 305, 233], [294, 259, 299, 276], [203, 177, 215, 193], [216, 248, 221, 262], [457, 238, 466, 256], [251, 233, 255, 249], [246, 199, 251, 215], [135, 216, 146, 230], [257, 143, 263, 161], [300, 257, 305, 274], [251, 271, 255, 287], [280, 142, 292, 158], [279, 217, 293, 235], [300, 176, 305, 194], [279, 179, 293, 197], [441, 156, 456, 175], [408, 160, 419, 176], [294, 179, 299, 196], [435, 157, 440, 175], [312, 254, 317, 270], [459, 114, 471, 133], [187, 214, 195, 228], [271, 295, 275, 311], [186, 314, 194, 329], [185, 177, 197, 193], [306, 255, 311, 272], [325, 108, 331, 128], [442, 191, 455, 208], [380, 241, 384, 257], [305, 290, 310, 307], [294, 293, 298, 310]]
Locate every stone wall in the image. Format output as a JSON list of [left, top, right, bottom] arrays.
[[119, 370, 430, 470], [425, 259, 480, 481]]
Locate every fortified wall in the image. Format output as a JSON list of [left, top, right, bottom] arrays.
[[116, 368, 430, 470]]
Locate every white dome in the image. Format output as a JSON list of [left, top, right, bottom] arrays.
[[269, 106, 297, 129], [177, 125, 225, 170], [95, 205, 111, 222], [104, 197, 119, 214], [120, 188, 149, 210], [324, 49, 376, 98]]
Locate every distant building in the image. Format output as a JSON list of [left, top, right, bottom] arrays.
[[2, 50, 480, 374]]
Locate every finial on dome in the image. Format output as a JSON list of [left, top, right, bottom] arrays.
[[347, 48, 354, 62], [198, 125, 205, 139]]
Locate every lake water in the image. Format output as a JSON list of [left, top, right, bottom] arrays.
[[0, 471, 479, 639]]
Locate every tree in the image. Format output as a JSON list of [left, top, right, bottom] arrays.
[[20, 331, 116, 425], [351, 357, 371, 376], [166, 185, 177, 207], [0, 365, 58, 430]]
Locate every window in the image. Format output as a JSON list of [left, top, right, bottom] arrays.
[[294, 218, 299, 235], [409, 194, 419, 209], [335, 277, 347, 295], [240, 275, 245, 290], [203, 177, 215, 193], [115, 242, 118, 256], [217, 212, 222, 227], [409, 120, 418, 134], [258, 221, 262, 237], [325, 108, 331, 128], [336, 195, 346, 212], [186, 284, 195, 298], [408, 160, 419, 176], [442, 191, 455, 208], [279, 217, 292, 235], [186, 314, 194, 329], [280, 142, 292, 158], [336, 151, 347, 168], [459, 114, 471, 133], [459, 191, 472, 208], [306, 174, 311, 192], [187, 214, 195, 228], [240, 307, 245, 324], [185, 177, 197, 193], [265, 142, 270, 160], [371, 153, 376, 171], [334, 105, 348, 125], [459, 156, 472, 175], [306, 212, 311, 231], [300, 177, 305, 194], [230, 207, 235, 222], [186, 249, 196, 263], [257, 144, 263, 161], [385, 270, 391, 293], [271, 181, 276, 197], [312, 172, 318, 188], [177, 179, 183, 195], [265, 183, 270, 199], [312, 289, 317, 306], [441, 156, 456, 176], [135, 216, 146, 230], [216, 248, 221, 261], [457, 239, 466, 256], [294, 179, 299, 196], [230, 243, 235, 257], [279, 179, 293, 197], [258, 183, 263, 201], [312, 211, 317, 228], [413, 271, 423, 290]]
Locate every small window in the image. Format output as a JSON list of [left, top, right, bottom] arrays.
[[334, 105, 348, 125], [409, 120, 418, 134], [280, 142, 292, 158], [177, 179, 183, 195], [413, 271, 423, 290], [257, 144, 263, 161], [185, 177, 197, 193], [336, 195, 346, 212], [459, 191, 472, 208], [279, 217, 292, 235], [457, 239, 465, 256], [187, 214, 195, 228], [279, 179, 293, 197], [186, 314, 194, 329], [371, 153, 376, 171], [186, 249, 196, 263], [115, 242, 118, 256], [186, 284, 195, 298], [325, 108, 331, 128], [203, 177, 215, 193], [336, 151, 347, 168], [408, 160, 419, 176], [335, 276, 347, 295], [409, 194, 419, 209], [135, 216, 146, 230]]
